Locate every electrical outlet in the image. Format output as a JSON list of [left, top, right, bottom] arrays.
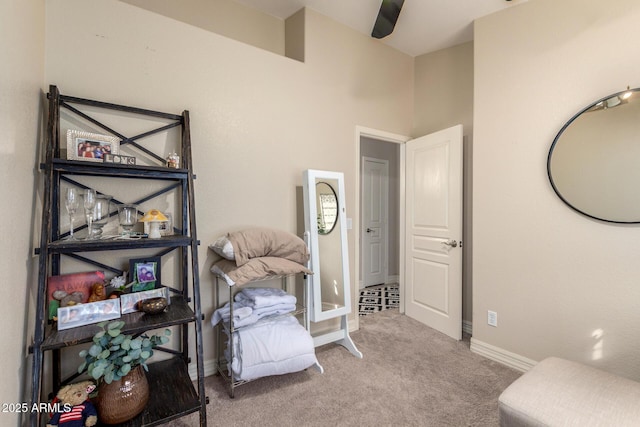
[[488, 310, 498, 327]]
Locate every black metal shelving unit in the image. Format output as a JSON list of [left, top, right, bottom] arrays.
[[29, 85, 207, 426]]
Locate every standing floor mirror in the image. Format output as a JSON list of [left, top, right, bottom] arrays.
[[303, 169, 362, 358]]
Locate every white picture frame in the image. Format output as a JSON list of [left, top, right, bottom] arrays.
[[66, 130, 120, 163], [57, 299, 121, 331]]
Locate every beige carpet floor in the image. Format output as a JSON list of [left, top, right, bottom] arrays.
[[175, 309, 521, 426]]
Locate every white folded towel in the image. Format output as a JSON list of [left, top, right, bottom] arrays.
[[253, 303, 297, 319], [235, 287, 297, 307], [211, 303, 255, 327], [211, 300, 296, 329]]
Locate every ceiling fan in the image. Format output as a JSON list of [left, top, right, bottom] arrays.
[[371, 0, 514, 40], [371, 0, 405, 39]]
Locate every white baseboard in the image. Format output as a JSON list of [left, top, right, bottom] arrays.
[[469, 338, 537, 373], [189, 358, 218, 381], [359, 275, 399, 290]]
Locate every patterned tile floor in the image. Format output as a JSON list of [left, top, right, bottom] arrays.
[[358, 283, 399, 316]]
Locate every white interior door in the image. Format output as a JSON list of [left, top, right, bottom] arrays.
[[362, 157, 388, 288], [405, 125, 463, 340]]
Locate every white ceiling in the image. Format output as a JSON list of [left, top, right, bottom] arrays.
[[235, 0, 528, 57]]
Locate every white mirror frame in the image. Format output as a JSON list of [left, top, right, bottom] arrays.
[[303, 169, 351, 322]]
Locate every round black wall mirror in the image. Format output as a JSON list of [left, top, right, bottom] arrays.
[[547, 87, 640, 223]]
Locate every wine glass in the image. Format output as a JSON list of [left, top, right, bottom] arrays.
[[64, 188, 79, 240], [83, 189, 96, 239]]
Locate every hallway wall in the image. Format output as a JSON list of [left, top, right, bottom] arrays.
[[360, 137, 401, 285]]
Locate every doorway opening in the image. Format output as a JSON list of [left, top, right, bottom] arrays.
[[354, 127, 408, 327], [360, 148, 398, 289], [355, 125, 471, 339]]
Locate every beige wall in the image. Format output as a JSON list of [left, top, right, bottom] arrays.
[[472, 0, 640, 380], [413, 42, 474, 326], [285, 8, 305, 62], [120, 0, 286, 56], [414, 42, 474, 138], [44, 0, 413, 368], [0, 0, 45, 425]]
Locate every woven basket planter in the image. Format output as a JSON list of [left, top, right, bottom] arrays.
[[95, 365, 149, 424]]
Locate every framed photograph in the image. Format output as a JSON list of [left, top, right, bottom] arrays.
[[120, 286, 170, 315], [66, 130, 120, 163], [57, 299, 121, 331], [47, 271, 105, 320], [129, 256, 161, 292]]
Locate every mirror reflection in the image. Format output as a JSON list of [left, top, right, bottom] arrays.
[[316, 182, 338, 235], [315, 178, 345, 313], [548, 87, 640, 223]]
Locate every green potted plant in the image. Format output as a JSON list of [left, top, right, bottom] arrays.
[[78, 320, 171, 424]]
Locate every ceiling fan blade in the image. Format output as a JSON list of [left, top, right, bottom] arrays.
[[371, 0, 405, 39]]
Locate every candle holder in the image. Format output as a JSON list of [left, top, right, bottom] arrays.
[[118, 204, 138, 236]]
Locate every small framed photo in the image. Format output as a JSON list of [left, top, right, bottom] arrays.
[[57, 299, 121, 331], [66, 130, 120, 163], [120, 286, 170, 315], [129, 256, 161, 292]]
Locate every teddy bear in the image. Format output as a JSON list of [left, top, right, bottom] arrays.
[[47, 381, 97, 427]]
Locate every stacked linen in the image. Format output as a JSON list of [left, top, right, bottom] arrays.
[[210, 287, 297, 329], [211, 303, 258, 329], [235, 287, 296, 316], [211, 286, 317, 382], [227, 316, 318, 381], [209, 227, 312, 287]]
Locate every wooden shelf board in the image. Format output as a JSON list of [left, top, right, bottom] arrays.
[[101, 357, 202, 427], [47, 235, 193, 253], [41, 297, 195, 351], [51, 158, 189, 180]]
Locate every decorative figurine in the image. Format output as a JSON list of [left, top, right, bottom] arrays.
[[166, 152, 179, 169], [87, 283, 106, 302], [141, 209, 169, 239]]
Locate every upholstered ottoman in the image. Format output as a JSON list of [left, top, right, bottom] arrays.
[[499, 357, 640, 426]]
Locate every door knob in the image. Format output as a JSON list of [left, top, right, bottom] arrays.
[[366, 228, 372, 233], [443, 239, 458, 248]]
